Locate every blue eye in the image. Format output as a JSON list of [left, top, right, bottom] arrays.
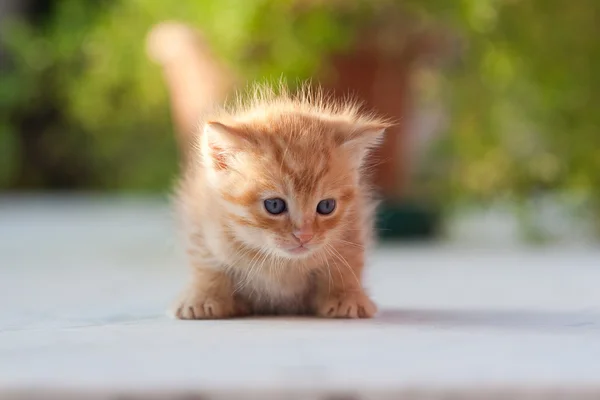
[[264, 198, 287, 215], [316, 199, 336, 215]]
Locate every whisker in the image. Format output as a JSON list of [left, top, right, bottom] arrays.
[[336, 239, 364, 249], [234, 247, 266, 294], [325, 244, 345, 291], [319, 251, 332, 296], [274, 252, 283, 283], [251, 249, 273, 298], [328, 245, 361, 288]]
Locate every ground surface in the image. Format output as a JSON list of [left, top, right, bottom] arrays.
[[1, 195, 599, 399]]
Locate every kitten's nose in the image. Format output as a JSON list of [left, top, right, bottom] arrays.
[[293, 230, 314, 244]]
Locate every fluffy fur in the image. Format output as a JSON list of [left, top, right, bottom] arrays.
[[173, 83, 391, 319]]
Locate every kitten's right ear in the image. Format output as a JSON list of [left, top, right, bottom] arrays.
[[340, 123, 389, 168], [201, 122, 250, 171]]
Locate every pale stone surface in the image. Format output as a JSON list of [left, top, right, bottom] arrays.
[[1, 195, 599, 398]]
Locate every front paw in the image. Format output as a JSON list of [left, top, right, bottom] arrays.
[[316, 290, 377, 319], [173, 289, 235, 320]]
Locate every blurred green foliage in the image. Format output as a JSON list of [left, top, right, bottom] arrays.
[[416, 0, 600, 232], [1, 0, 599, 229], [0, 0, 361, 190]]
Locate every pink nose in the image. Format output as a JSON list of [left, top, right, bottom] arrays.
[[293, 231, 314, 244]]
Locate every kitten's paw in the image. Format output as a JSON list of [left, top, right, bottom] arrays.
[[316, 291, 377, 319], [173, 291, 235, 320]]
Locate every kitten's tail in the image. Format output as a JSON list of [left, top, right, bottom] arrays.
[[146, 22, 236, 165]]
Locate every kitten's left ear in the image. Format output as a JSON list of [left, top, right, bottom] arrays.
[[341, 123, 389, 166], [201, 121, 254, 171]]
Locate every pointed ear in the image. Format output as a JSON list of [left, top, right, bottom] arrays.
[[340, 124, 389, 167], [201, 121, 250, 171]]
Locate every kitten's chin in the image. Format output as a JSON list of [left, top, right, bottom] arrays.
[[277, 244, 318, 259]]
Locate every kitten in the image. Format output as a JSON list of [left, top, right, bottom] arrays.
[[173, 84, 390, 319]]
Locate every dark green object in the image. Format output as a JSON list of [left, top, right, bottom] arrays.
[[376, 201, 439, 240]]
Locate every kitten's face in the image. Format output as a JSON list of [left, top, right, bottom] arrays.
[[202, 118, 383, 260], [225, 148, 357, 259]]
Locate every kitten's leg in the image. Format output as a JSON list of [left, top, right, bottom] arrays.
[[173, 267, 236, 319], [314, 249, 377, 319]]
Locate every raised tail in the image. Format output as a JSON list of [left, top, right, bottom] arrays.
[[146, 22, 236, 165]]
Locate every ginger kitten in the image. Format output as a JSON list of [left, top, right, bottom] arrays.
[[173, 84, 390, 319]]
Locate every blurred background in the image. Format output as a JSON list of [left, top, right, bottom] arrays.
[[1, 0, 599, 244]]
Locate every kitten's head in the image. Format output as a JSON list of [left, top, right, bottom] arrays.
[[199, 87, 390, 260]]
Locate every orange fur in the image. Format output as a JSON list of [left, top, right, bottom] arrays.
[[173, 83, 391, 319]]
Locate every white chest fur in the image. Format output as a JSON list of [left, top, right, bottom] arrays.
[[229, 266, 314, 315]]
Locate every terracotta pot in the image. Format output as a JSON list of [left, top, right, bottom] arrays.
[[323, 48, 412, 199]]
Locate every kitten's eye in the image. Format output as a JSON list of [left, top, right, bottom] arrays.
[[264, 198, 287, 215], [316, 199, 336, 215]]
